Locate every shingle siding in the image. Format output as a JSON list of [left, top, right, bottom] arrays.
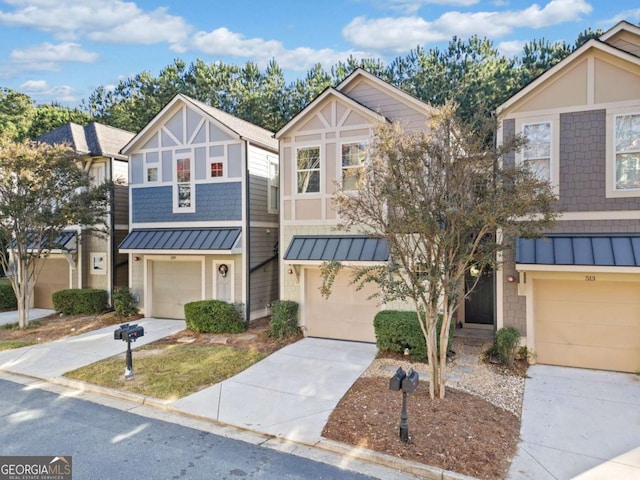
[[132, 182, 242, 223]]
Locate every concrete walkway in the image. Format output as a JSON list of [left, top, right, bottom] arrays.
[[171, 338, 377, 445], [508, 365, 640, 480], [0, 308, 55, 326], [0, 318, 185, 377]]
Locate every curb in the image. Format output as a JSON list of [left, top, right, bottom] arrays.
[[4, 370, 480, 480], [49, 374, 480, 480]]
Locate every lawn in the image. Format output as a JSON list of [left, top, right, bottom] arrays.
[[65, 344, 265, 400]]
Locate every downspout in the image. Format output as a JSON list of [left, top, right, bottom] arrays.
[[109, 157, 115, 307], [244, 140, 251, 325]]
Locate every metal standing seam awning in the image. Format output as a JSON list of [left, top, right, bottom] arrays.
[[16, 230, 78, 253], [284, 235, 389, 262], [516, 234, 640, 267], [119, 228, 242, 254]]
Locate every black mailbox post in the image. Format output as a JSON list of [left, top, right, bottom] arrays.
[[114, 323, 144, 379], [388, 367, 419, 442]]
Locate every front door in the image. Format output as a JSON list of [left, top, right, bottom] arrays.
[[464, 269, 495, 325], [215, 262, 233, 302]]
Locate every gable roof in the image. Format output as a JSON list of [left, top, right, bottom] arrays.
[[276, 68, 436, 139], [121, 94, 277, 154], [275, 86, 387, 139], [36, 122, 135, 160], [497, 22, 640, 116]]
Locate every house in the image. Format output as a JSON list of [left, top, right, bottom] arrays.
[[275, 68, 447, 343], [119, 94, 279, 321], [34, 122, 135, 308], [496, 21, 640, 373]]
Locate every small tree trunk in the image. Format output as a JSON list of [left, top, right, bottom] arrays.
[[16, 258, 30, 329]]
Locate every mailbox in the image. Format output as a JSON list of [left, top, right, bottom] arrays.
[[402, 368, 419, 393], [389, 367, 407, 391], [114, 323, 144, 342]]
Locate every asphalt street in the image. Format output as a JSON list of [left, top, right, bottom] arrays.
[[0, 378, 378, 480]]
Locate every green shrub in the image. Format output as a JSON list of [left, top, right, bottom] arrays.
[[495, 326, 521, 368], [0, 280, 17, 310], [373, 310, 455, 361], [184, 300, 246, 333], [112, 286, 138, 317], [268, 300, 300, 339], [52, 289, 108, 315]]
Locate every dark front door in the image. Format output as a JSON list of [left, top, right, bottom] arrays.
[[464, 269, 495, 325]]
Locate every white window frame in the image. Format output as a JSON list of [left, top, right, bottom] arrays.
[[516, 116, 559, 195], [340, 140, 368, 191], [606, 108, 640, 198], [208, 155, 227, 181], [295, 145, 321, 195], [90, 252, 107, 275], [144, 154, 160, 184], [173, 153, 195, 213], [268, 155, 279, 214]]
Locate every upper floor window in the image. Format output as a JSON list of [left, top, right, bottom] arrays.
[[523, 122, 551, 182], [341, 142, 367, 190], [268, 156, 279, 214], [615, 113, 640, 191], [210, 161, 224, 177], [296, 146, 320, 194], [175, 156, 194, 212], [145, 152, 160, 184]]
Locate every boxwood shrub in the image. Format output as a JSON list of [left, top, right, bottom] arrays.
[[268, 300, 300, 339], [373, 310, 455, 361], [184, 300, 246, 333], [52, 288, 108, 315], [0, 280, 17, 310]]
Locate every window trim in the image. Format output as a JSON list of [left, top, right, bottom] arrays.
[[515, 116, 559, 195], [340, 140, 368, 191], [144, 153, 160, 184], [295, 145, 321, 195], [173, 153, 195, 213], [207, 154, 227, 181], [607, 109, 640, 198], [267, 155, 279, 214]]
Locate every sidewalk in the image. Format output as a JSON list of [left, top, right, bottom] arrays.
[[0, 308, 55, 326]]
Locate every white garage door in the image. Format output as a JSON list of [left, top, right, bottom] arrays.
[[305, 269, 380, 343], [35, 258, 70, 309], [535, 279, 640, 372], [151, 260, 202, 319]]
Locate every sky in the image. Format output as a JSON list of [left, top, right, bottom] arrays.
[[0, 0, 638, 108]]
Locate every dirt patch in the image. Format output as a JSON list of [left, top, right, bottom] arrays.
[[0, 311, 132, 343], [322, 376, 520, 480]]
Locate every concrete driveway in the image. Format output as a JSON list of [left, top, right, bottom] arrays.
[[508, 365, 640, 480]]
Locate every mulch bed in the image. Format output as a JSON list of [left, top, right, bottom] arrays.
[[322, 377, 520, 480]]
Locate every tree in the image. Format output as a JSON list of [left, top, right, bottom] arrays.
[[0, 139, 111, 328], [27, 103, 92, 139], [0, 88, 36, 142], [322, 104, 558, 399]]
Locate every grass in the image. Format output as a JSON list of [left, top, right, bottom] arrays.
[[0, 340, 37, 351], [1, 320, 43, 330], [64, 344, 265, 400]]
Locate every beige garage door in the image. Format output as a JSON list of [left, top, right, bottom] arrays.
[[151, 260, 202, 319], [305, 269, 380, 343], [34, 258, 70, 309], [535, 279, 640, 372]]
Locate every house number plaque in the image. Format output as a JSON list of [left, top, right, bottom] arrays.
[[585, 275, 596, 281]]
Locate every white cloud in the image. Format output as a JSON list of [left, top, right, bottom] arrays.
[[343, 0, 593, 52], [19, 79, 77, 103], [602, 8, 640, 26], [381, 0, 479, 15], [10, 42, 99, 63], [0, 0, 192, 50], [497, 40, 527, 58], [191, 28, 370, 72]]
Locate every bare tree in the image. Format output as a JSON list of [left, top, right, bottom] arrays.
[[0, 139, 111, 328], [322, 103, 558, 399]]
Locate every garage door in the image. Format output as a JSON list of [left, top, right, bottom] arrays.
[[151, 261, 202, 319], [535, 279, 640, 372], [34, 258, 70, 308], [305, 269, 380, 343]]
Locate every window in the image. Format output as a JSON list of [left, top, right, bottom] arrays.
[[268, 157, 279, 214], [147, 167, 158, 182], [296, 146, 320, 194], [615, 113, 640, 191], [210, 162, 224, 177], [341, 142, 367, 190], [175, 157, 193, 211], [523, 122, 551, 181]]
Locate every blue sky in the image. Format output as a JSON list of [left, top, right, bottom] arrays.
[[0, 0, 638, 107]]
